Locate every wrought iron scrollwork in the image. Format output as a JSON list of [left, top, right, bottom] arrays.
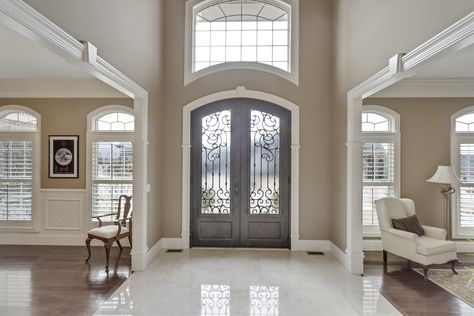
[[201, 110, 231, 215], [250, 110, 280, 215]]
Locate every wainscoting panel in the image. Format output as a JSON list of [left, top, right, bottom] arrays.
[[42, 189, 85, 232]]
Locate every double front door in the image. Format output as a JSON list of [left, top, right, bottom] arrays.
[[191, 98, 290, 248]]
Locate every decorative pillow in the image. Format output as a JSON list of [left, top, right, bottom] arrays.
[[391, 215, 424, 236]]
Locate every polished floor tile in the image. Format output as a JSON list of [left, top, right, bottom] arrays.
[[95, 249, 401, 315]]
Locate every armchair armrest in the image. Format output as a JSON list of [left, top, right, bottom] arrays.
[[388, 228, 419, 242], [422, 225, 446, 240], [92, 213, 117, 227], [114, 217, 132, 225]]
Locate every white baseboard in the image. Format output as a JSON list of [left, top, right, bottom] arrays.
[[161, 237, 184, 249], [0, 234, 86, 246], [330, 241, 350, 271], [144, 239, 163, 267], [362, 239, 474, 253], [291, 239, 331, 251]]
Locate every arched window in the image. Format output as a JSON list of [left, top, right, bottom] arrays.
[[452, 108, 474, 237], [361, 106, 400, 236], [88, 106, 134, 222], [0, 106, 40, 229], [185, 0, 299, 85]]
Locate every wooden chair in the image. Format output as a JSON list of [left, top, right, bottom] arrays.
[[85, 195, 132, 271]]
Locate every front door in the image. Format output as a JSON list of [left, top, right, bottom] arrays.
[[191, 98, 290, 248]]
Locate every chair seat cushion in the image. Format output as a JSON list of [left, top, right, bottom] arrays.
[[88, 225, 129, 239], [416, 236, 457, 256]]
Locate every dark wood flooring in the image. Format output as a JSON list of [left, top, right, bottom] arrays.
[[0, 245, 131, 316], [365, 251, 474, 315]]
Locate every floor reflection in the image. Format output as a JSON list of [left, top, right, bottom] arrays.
[[201, 284, 230, 315], [250, 286, 279, 316], [0, 269, 31, 308], [361, 277, 383, 315]]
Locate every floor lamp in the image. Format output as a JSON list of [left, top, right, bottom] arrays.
[[427, 166, 459, 240]]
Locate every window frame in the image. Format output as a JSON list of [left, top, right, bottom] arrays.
[[451, 106, 474, 238], [0, 105, 40, 231], [362, 105, 400, 237], [184, 0, 299, 86], [87, 105, 134, 226]]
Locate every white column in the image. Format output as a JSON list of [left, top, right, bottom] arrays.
[[346, 94, 364, 275], [131, 95, 149, 271]]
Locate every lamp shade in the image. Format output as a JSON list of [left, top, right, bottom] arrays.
[[427, 165, 459, 184]]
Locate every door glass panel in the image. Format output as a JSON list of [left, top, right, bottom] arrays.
[[201, 110, 231, 214], [250, 110, 280, 215]]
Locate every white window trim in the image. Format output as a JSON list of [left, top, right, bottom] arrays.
[[87, 105, 134, 227], [451, 106, 474, 238], [362, 105, 401, 237], [0, 105, 41, 232], [184, 0, 299, 86]]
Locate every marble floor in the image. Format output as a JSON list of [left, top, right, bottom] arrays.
[[95, 249, 401, 315]]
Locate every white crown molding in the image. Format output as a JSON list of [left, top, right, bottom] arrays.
[[0, 80, 127, 98], [371, 78, 474, 98]]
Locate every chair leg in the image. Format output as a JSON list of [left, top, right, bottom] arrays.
[[128, 234, 132, 247], [85, 237, 92, 262], [104, 240, 113, 272], [423, 266, 429, 280], [383, 250, 387, 263], [116, 239, 123, 251], [407, 259, 412, 270], [450, 260, 458, 275]]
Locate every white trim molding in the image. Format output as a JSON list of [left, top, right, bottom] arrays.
[[181, 86, 300, 249], [346, 12, 474, 275], [372, 78, 474, 98], [184, 0, 300, 86], [0, 0, 149, 271], [0, 80, 126, 98]]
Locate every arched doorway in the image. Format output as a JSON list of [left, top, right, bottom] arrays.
[[191, 98, 291, 248]]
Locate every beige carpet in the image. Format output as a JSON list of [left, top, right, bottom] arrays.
[[414, 268, 474, 307]]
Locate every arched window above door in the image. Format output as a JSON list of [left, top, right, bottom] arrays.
[[185, 0, 299, 85]]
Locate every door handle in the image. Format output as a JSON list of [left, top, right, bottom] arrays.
[[234, 182, 240, 195]]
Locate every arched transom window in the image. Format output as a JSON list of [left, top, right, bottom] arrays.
[[0, 111, 37, 131], [190, 0, 293, 75], [361, 106, 400, 237], [94, 111, 134, 132]]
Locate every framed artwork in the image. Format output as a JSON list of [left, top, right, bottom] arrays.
[[49, 135, 79, 178]]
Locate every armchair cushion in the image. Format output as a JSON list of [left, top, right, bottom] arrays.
[[416, 236, 457, 256], [392, 215, 425, 236], [88, 225, 129, 239]]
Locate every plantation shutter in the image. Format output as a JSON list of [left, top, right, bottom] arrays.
[[459, 143, 474, 228], [91, 141, 133, 220], [362, 142, 395, 230], [0, 140, 33, 220]]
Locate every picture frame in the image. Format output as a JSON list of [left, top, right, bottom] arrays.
[[49, 135, 79, 178]]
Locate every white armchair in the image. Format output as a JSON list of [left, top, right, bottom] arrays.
[[375, 197, 458, 279]]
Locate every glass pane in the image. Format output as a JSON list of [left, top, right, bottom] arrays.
[[92, 142, 133, 181], [0, 111, 37, 131], [92, 183, 133, 220], [456, 113, 474, 132], [0, 182, 32, 221], [0, 141, 32, 180], [361, 112, 392, 132], [201, 110, 231, 214], [362, 185, 394, 227], [460, 144, 474, 183], [362, 143, 394, 182], [193, 0, 290, 73], [96, 112, 134, 131], [250, 110, 280, 215], [460, 186, 474, 227]]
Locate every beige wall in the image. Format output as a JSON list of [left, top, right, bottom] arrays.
[[365, 98, 474, 228], [332, 1, 474, 249], [0, 98, 132, 188], [161, 0, 334, 239], [24, 0, 165, 246]]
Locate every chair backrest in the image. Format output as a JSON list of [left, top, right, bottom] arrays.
[[375, 197, 416, 232], [116, 195, 132, 224]]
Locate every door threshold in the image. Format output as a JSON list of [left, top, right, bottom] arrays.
[[191, 247, 290, 251]]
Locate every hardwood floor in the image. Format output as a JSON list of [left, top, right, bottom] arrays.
[[364, 251, 474, 315], [0, 245, 131, 316]]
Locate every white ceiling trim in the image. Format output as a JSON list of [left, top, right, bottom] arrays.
[[0, 80, 127, 98], [371, 78, 474, 98]]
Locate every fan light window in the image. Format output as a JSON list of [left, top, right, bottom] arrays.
[[193, 0, 291, 72]]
